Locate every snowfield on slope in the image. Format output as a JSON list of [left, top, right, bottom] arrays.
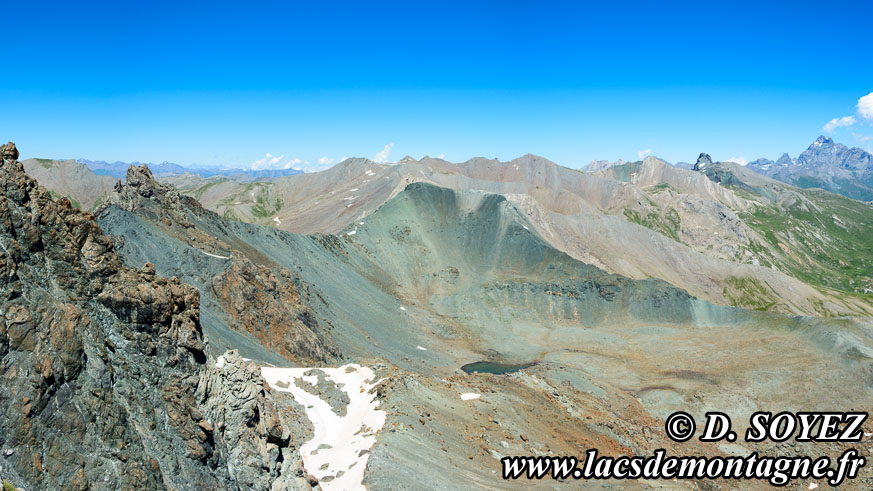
[[260, 364, 386, 490]]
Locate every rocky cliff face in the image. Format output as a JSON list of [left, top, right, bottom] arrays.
[[0, 143, 309, 489]]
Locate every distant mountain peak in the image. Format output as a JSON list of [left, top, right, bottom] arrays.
[[693, 153, 713, 171], [812, 135, 833, 147]]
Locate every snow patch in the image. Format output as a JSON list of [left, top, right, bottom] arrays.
[[261, 365, 386, 491], [215, 355, 226, 369], [200, 250, 230, 260], [416, 346, 427, 351], [273, 216, 281, 225], [346, 230, 357, 236], [460, 393, 481, 401], [399, 306, 406, 311]]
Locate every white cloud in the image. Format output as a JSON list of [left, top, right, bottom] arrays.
[[250, 153, 286, 170], [725, 156, 748, 166], [281, 158, 302, 170], [858, 92, 873, 120], [437, 153, 446, 159], [853, 133, 873, 142], [823, 116, 857, 133], [373, 143, 394, 163], [637, 149, 652, 159], [318, 156, 334, 165], [249, 154, 307, 171]]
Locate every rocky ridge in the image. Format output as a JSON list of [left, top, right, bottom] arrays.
[[0, 142, 309, 489], [98, 164, 340, 365], [155, 150, 873, 317]]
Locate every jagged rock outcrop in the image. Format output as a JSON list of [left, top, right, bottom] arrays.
[[197, 350, 311, 489], [0, 144, 306, 489], [692, 152, 712, 171], [98, 164, 195, 228], [0, 142, 19, 161]]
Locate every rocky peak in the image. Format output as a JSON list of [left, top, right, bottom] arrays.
[[812, 135, 833, 148], [798, 136, 872, 171], [1, 141, 19, 161], [748, 157, 773, 167], [776, 153, 793, 166], [641, 156, 667, 168], [693, 152, 713, 171], [98, 164, 194, 228]]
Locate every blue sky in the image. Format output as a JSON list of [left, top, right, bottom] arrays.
[[2, 0, 872, 170]]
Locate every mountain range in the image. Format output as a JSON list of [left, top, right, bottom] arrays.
[[5, 138, 873, 488], [154, 148, 873, 316], [77, 158, 303, 181], [747, 135, 873, 201]]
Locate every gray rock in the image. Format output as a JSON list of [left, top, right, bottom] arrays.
[[693, 152, 713, 171]]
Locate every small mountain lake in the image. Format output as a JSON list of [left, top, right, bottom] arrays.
[[460, 361, 536, 375]]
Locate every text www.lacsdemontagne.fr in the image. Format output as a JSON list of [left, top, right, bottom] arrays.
[[501, 449, 865, 486]]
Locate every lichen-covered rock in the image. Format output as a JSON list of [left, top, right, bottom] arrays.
[[0, 144, 308, 489]]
